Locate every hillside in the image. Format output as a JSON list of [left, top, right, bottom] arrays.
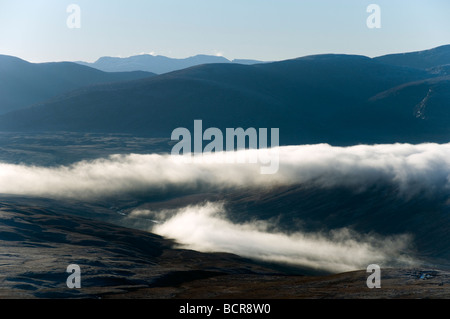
[[0, 54, 442, 145], [0, 55, 155, 114], [375, 45, 450, 70]]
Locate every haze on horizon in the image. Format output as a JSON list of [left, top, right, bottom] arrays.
[[0, 0, 449, 63]]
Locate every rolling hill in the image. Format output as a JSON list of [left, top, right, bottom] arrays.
[[1, 53, 447, 145], [0, 55, 155, 114], [375, 45, 450, 71]]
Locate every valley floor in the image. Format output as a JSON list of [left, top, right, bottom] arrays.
[[0, 199, 449, 299]]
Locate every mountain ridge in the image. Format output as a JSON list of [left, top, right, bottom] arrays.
[[74, 44, 450, 75], [1, 45, 449, 145], [0, 53, 442, 145], [0, 54, 155, 115], [75, 54, 266, 74], [374, 44, 450, 70]]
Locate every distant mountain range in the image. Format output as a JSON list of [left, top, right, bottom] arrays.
[[0, 55, 155, 115], [76, 45, 450, 75], [76, 54, 266, 74], [0, 45, 449, 145]]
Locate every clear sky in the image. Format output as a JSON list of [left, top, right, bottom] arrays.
[[0, 0, 449, 63]]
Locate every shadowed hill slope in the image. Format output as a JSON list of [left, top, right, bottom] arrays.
[[2, 54, 446, 145], [0, 55, 155, 114]]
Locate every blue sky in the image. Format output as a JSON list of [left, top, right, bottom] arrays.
[[0, 0, 449, 62]]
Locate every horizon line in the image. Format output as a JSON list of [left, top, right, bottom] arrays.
[[3, 43, 449, 65]]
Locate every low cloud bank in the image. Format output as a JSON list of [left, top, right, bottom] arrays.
[[0, 143, 436, 272], [0, 143, 449, 199], [148, 202, 416, 273]]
